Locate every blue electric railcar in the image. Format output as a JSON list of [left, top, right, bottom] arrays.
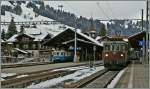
[[50, 51, 74, 62]]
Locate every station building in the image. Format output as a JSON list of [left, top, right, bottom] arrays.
[[43, 28, 103, 62]]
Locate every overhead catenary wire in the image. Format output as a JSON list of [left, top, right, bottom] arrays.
[[63, 1, 81, 18], [105, 2, 116, 19], [96, 2, 111, 20], [96, 2, 124, 36]]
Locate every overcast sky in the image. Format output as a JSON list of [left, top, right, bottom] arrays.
[[44, 1, 147, 20]]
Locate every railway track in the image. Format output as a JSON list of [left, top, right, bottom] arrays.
[[1, 64, 103, 88], [2, 63, 103, 80], [63, 70, 119, 88], [2, 61, 103, 69], [84, 71, 119, 88], [1, 62, 53, 69], [1, 70, 75, 88]]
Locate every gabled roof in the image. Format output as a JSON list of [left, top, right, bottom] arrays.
[[16, 33, 35, 39], [128, 30, 146, 39], [7, 32, 51, 42], [7, 34, 18, 42], [44, 28, 103, 47], [71, 29, 102, 46]]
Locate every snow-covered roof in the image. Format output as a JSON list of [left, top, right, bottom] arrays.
[[14, 48, 28, 54], [73, 29, 103, 46], [1, 39, 5, 42], [7, 31, 50, 42], [33, 32, 49, 41], [7, 34, 18, 42], [51, 28, 103, 46], [128, 30, 145, 39], [95, 36, 101, 41], [1, 1, 14, 7]]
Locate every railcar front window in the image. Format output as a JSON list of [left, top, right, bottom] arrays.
[[105, 45, 110, 51], [112, 45, 115, 51], [120, 45, 125, 50], [111, 44, 120, 51], [116, 45, 119, 51]]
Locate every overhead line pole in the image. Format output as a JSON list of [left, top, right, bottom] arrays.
[[141, 9, 145, 64], [146, 0, 149, 63], [74, 18, 77, 63]]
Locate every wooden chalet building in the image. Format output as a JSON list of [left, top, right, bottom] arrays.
[[7, 29, 52, 62]]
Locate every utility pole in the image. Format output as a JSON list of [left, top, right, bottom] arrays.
[[0, 1, 1, 64], [146, 0, 149, 63], [58, 5, 63, 12], [93, 45, 96, 69], [74, 18, 77, 62], [149, 0, 150, 63], [141, 9, 144, 64]]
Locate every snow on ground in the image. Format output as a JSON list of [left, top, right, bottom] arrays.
[[31, 15, 54, 21], [52, 66, 89, 72], [16, 75, 28, 78], [1, 73, 16, 78], [107, 68, 127, 88], [20, 3, 36, 20], [1, 11, 28, 22], [100, 21, 109, 26], [1, 1, 67, 37], [1, 1, 14, 8], [27, 66, 104, 88]]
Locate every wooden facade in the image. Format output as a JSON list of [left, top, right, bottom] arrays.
[[12, 33, 51, 50]]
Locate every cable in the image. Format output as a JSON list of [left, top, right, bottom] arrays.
[[105, 2, 116, 19], [96, 2, 111, 20], [63, 1, 81, 17]]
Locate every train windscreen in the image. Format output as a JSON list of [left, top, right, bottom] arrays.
[[104, 43, 125, 51]]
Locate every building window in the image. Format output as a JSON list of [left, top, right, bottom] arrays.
[[16, 44, 19, 48], [24, 44, 28, 49], [32, 44, 36, 50], [92, 33, 95, 37], [22, 37, 29, 42]]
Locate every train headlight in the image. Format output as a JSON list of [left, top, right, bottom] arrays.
[[105, 54, 108, 57], [121, 54, 124, 57]]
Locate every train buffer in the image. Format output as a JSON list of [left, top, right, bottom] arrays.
[[115, 61, 149, 88]]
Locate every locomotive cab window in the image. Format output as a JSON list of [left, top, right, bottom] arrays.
[[111, 43, 120, 51], [120, 45, 125, 50], [105, 44, 110, 51]]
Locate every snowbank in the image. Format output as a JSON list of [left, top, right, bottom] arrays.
[[27, 66, 104, 88], [1, 73, 16, 78], [16, 75, 28, 78]]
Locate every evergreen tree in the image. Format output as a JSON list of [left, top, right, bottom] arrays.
[[99, 24, 107, 36], [20, 25, 25, 34], [1, 29, 5, 40], [6, 17, 17, 39], [1, 8, 5, 15], [13, 4, 22, 15]]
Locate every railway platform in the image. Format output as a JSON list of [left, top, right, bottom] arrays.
[[1, 61, 103, 74], [115, 61, 149, 88]]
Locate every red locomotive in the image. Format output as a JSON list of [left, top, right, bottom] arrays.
[[102, 37, 129, 70]]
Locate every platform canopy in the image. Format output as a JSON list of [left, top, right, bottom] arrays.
[[128, 30, 146, 48], [43, 28, 103, 48]]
